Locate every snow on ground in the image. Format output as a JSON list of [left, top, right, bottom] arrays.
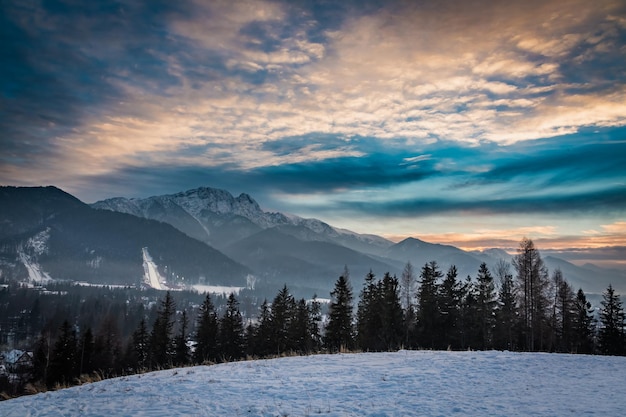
[[18, 251, 52, 285], [142, 248, 165, 290], [191, 284, 244, 295], [2, 350, 626, 417]]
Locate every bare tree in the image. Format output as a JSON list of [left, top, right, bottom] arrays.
[[512, 238, 549, 351]]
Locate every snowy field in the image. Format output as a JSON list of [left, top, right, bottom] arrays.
[[2, 350, 626, 416]]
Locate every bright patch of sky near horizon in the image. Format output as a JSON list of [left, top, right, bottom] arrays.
[[1, 0, 625, 253]]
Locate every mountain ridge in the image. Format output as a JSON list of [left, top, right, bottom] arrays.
[[1, 185, 623, 295]]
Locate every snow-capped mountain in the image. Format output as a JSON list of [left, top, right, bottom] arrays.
[[92, 186, 393, 254], [0, 186, 250, 287], [2, 185, 622, 296]]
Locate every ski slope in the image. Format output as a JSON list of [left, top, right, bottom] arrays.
[[2, 350, 626, 416], [142, 247, 164, 290]]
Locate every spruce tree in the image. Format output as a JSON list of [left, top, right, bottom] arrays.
[[174, 311, 190, 366], [551, 271, 575, 352], [357, 270, 382, 351], [379, 272, 404, 350], [416, 261, 442, 349], [78, 327, 94, 376], [48, 320, 78, 387], [219, 293, 245, 361], [325, 275, 354, 352], [476, 262, 497, 349], [290, 298, 312, 354], [438, 265, 461, 349], [92, 314, 122, 375], [458, 275, 478, 349], [598, 285, 625, 355], [270, 285, 296, 355], [32, 332, 50, 383], [252, 299, 273, 357], [308, 295, 323, 353], [400, 262, 417, 347], [494, 262, 517, 350], [149, 291, 176, 368], [572, 288, 596, 354], [194, 293, 219, 364], [132, 318, 150, 370]]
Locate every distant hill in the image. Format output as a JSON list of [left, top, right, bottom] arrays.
[[223, 226, 400, 293], [1, 185, 622, 296], [0, 186, 250, 286]]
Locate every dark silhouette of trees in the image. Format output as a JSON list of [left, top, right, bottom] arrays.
[[219, 293, 245, 361], [131, 318, 150, 370], [47, 320, 78, 387], [174, 311, 190, 366], [270, 285, 296, 355], [357, 270, 382, 351], [572, 288, 596, 354], [598, 285, 625, 355], [325, 275, 354, 352], [149, 291, 176, 368], [494, 260, 517, 350], [15, 238, 626, 401], [476, 262, 497, 349], [416, 261, 442, 348], [194, 294, 219, 363], [356, 271, 403, 351], [513, 238, 550, 351], [400, 262, 417, 346], [438, 265, 461, 349], [78, 327, 94, 376]]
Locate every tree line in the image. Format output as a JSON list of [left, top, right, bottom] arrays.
[[3, 238, 625, 398], [319, 238, 624, 356]]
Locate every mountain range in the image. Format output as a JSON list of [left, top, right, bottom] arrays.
[[0, 185, 623, 297]]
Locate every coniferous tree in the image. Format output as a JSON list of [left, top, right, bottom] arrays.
[[32, 332, 50, 383], [400, 262, 417, 347], [132, 318, 150, 370], [357, 270, 382, 351], [572, 288, 596, 354], [270, 285, 296, 354], [78, 327, 94, 375], [551, 270, 575, 352], [174, 311, 190, 366], [219, 293, 245, 361], [438, 265, 461, 349], [325, 275, 354, 352], [290, 298, 312, 354], [308, 294, 323, 353], [416, 261, 442, 348], [252, 299, 273, 357], [92, 314, 122, 375], [149, 291, 176, 368], [378, 272, 404, 350], [476, 262, 497, 349], [598, 285, 625, 355], [458, 276, 479, 349], [494, 260, 517, 350], [48, 320, 78, 387], [194, 293, 219, 364]]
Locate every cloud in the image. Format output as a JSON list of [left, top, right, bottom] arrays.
[[1, 0, 626, 222]]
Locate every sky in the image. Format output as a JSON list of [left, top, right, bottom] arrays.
[[1, 0, 626, 263]]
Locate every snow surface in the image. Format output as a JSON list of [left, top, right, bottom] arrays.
[[18, 251, 52, 285], [2, 350, 626, 417], [142, 248, 165, 290], [191, 284, 244, 295]]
